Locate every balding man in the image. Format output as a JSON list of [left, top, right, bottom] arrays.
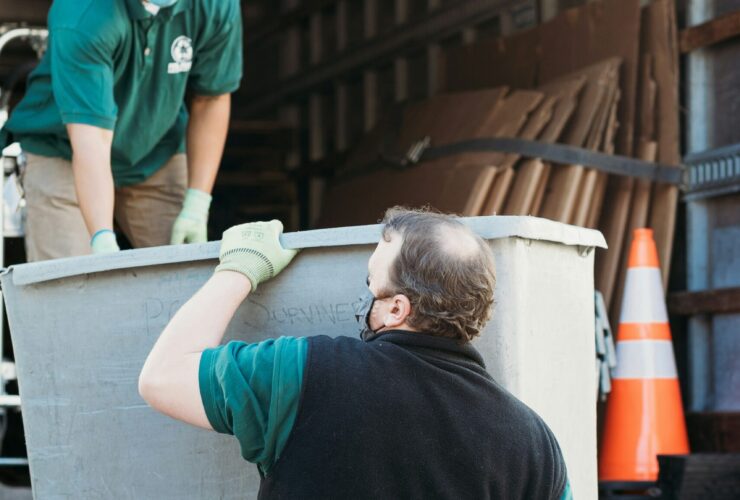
[[138, 207, 573, 499]]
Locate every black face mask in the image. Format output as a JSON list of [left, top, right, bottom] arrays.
[[354, 288, 382, 341]]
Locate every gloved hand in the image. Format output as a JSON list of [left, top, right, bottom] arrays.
[[90, 229, 120, 254], [170, 188, 212, 245], [215, 220, 298, 290]]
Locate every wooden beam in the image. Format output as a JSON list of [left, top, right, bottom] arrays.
[[309, 13, 324, 65], [239, 0, 531, 116], [363, 71, 378, 130], [365, 0, 378, 38], [667, 287, 740, 316], [335, 83, 349, 150], [248, 0, 338, 45], [686, 412, 740, 452], [336, 0, 349, 51], [394, 0, 410, 102], [0, 0, 51, 24], [309, 94, 325, 160], [680, 9, 740, 53]]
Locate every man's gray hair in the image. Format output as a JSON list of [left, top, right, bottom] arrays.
[[381, 206, 496, 342]]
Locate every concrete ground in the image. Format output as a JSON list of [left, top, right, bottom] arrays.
[[0, 484, 32, 499]]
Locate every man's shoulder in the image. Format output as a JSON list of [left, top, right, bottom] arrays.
[[49, 0, 126, 43], [305, 335, 364, 349], [192, 0, 240, 22]]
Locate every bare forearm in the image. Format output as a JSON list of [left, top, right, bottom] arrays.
[[67, 124, 115, 236], [72, 155, 115, 236], [140, 220, 296, 429], [186, 93, 230, 193], [139, 271, 250, 428], [142, 271, 251, 371]]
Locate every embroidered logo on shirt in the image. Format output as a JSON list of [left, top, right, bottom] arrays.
[[168, 36, 193, 74]]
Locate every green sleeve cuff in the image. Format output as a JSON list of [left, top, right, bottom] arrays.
[[197, 337, 308, 473], [189, 81, 241, 96], [560, 480, 572, 500], [198, 348, 230, 434], [60, 112, 116, 130]]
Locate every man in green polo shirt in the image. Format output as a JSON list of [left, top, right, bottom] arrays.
[[2, 0, 242, 261], [139, 210, 574, 499]]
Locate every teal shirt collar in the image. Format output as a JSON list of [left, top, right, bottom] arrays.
[[126, 0, 190, 20]]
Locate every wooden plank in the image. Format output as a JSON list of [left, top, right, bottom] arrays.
[[364, 0, 378, 38], [400, 89, 542, 217], [248, 0, 339, 46], [445, 90, 543, 171], [318, 87, 544, 226], [341, 87, 507, 176], [241, 0, 532, 116], [679, 9, 740, 53], [644, 0, 681, 290], [539, 0, 641, 157], [539, 58, 621, 223], [427, 44, 441, 96], [686, 412, 740, 452], [317, 162, 493, 227], [440, 27, 539, 92], [504, 75, 585, 215], [310, 13, 324, 65], [0, 0, 51, 24], [335, 84, 349, 150], [481, 96, 556, 215], [529, 165, 550, 216], [667, 287, 740, 316], [593, 0, 653, 306], [363, 71, 378, 131], [657, 454, 740, 498], [393, 1, 410, 103], [570, 65, 620, 227], [398, 88, 509, 155], [595, 172, 636, 308], [610, 140, 657, 321], [584, 89, 620, 229], [608, 53, 659, 322], [336, 0, 349, 51], [309, 94, 325, 160]]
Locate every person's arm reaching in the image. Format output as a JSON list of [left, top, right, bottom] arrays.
[[47, 22, 120, 253], [170, 93, 231, 245], [139, 220, 298, 428], [66, 123, 119, 253]]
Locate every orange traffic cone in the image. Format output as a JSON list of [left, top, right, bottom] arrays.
[[599, 228, 689, 481]]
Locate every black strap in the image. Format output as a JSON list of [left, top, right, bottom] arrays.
[[342, 136, 686, 187]]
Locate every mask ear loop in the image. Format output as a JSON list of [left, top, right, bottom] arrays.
[[362, 294, 398, 341]]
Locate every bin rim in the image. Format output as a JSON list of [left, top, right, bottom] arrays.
[[2, 215, 606, 286]]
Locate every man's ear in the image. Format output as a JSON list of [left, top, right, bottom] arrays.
[[384, 294, 412, 328]]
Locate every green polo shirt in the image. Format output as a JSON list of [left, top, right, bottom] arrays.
[[199, 336, 308, 475], [4, 0, 242, 187]]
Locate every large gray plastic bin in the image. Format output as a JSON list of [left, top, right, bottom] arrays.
[[1, 216, 606, 499]]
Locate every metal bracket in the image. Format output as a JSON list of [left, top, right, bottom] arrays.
[[405, 136, 431, 165], [683, 142, 740, 201]]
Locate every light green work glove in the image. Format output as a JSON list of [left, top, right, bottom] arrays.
[[90, 229, 120, 254], [170, 188, 212, 245], [215, 220, 298, 290]]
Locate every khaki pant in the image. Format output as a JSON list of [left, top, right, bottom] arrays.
[[23, 153, 187, 262]]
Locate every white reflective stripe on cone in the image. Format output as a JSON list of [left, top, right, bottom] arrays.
[[612, 340, 678, 379], [619, 267, 669, 324]]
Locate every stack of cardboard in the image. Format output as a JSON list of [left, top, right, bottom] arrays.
[[317, 0, 679, 326]]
